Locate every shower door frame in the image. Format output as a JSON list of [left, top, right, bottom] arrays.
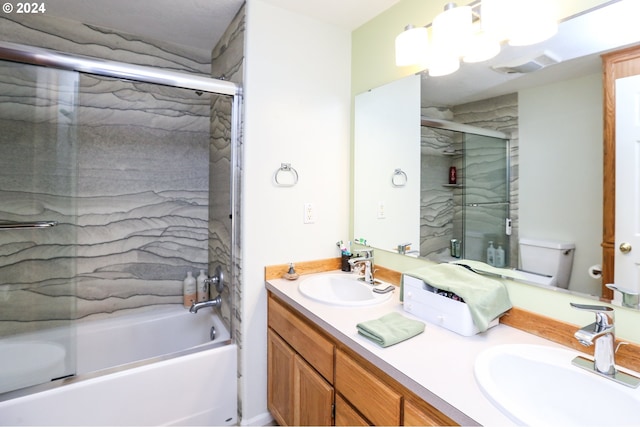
[[0, 41, 243, 396]]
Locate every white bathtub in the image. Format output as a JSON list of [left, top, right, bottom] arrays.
[[0, 306, 237, 426]]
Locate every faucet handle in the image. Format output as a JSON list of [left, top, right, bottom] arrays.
[[570, 302, 614, 329], [570, 302, 614, 313]]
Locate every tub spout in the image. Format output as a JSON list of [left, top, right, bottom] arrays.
[[190, 295, 222, 313]]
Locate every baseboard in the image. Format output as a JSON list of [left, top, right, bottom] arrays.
[[240, 411, 274, 426]]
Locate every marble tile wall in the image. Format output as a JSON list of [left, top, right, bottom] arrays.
[[0, 11, 241, 336]]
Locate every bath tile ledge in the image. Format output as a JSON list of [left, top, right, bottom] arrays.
[[266, 270, 578, 426]]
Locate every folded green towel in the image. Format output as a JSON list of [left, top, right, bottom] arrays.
[[357, 312, 425, 347], [403, 262, 512, 332]]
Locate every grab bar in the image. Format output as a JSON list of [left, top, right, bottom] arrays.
[[0, 221, 58, 230]]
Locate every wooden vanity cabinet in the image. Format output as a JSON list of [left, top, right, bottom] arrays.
[[267, 291, 459, 426], [335, 394, 369, 426], [404, 397, 457, 426], [335, 349, 402, 425], [268, 295, 335, 426]]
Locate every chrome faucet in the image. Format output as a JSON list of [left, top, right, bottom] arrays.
[[190, 294, 222, 313], [349, 248, 375, 284], [190, 266, 225, 313], [571, 302, 616, 375]]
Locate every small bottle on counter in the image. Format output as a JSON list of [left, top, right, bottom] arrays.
[[486, 241, 496, 266], [183, 271, 196, 308], [197, 269, 208, 302]]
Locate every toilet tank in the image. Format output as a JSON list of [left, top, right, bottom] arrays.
[[519, 238, 575, 288]]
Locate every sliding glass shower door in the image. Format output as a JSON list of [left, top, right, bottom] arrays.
[[462, 133, 510, 265], [0, 60, 78, 393]]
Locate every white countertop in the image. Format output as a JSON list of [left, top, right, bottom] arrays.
[[266, 270, 576, 426]]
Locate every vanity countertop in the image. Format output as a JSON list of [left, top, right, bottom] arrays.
[[266, 270, 578, 426]]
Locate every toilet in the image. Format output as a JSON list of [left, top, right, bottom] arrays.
[[517, 238, 575, 289]]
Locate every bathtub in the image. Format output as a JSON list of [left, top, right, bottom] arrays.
[[0, 306, 237, 426]]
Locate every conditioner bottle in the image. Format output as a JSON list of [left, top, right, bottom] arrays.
[[495, 245, 505, 268], [486, 241, 496, 267], [183, 271, 196, 308]]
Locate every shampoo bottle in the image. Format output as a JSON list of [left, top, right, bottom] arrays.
[[487, 241, 496, 266], [196, 269, 208, 302], [495, 245, 505, 268], [183, 271, 196, 308]]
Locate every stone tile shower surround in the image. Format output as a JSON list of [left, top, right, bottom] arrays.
[[0, 12, 243, 337], [421, 93, 519, 265], [0, 70, 210, 334]]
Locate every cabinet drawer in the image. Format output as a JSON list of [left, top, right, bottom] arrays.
[[335, 349, 401, 426], [335, 394, 368, 426], [268, 294, 334, 382], [404, 398, 457, 426]]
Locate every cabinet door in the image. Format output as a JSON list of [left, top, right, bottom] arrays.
[[267, 329, 294, 426], [293, 354, 334, 426], [404, 398, 457, 426], [335, 349, 401, 426], [335, 394, 369, 426]]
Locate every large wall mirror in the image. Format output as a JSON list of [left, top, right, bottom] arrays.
[[354, 0, 640, 301]]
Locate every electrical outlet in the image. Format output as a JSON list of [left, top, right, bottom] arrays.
[[303, 203, 316, 224], [377, 201, 386, 219]]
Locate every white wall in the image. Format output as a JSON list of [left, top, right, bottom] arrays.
[[519, 73, 603, 295], [242, 1, 351, 423], [354, 74, 421, 252]]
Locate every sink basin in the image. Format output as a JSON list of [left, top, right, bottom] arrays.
[[475, 344, 640, 426], [298, 273, 394, 307]]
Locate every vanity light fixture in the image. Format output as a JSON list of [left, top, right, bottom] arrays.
[[395, 0, 558, 76]]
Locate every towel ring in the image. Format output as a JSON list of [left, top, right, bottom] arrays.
[[274, 163, 299, 187], [392, 168, 408, 187]]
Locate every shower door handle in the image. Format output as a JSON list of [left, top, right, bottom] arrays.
[[0, 220, 58, 230]]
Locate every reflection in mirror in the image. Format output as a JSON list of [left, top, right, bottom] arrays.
[[419, 119, 510, 268], [353, 1, 640, 301]]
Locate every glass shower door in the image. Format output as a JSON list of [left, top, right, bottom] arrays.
[[0, 60, 78, 394], [462, 133, 510, 266]]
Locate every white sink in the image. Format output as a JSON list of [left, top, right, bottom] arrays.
[[475, 344, 640, 426], [298, 273, 394, 307]]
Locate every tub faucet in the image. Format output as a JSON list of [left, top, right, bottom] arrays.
[[190, 294, 222, 313], [349, 249, 375, 284], [571, 302, 616, 375]]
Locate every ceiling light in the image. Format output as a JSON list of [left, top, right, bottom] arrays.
[[395, 25, 429, 67], [507, 0, 558, 46], [432, 3, 472, 58], [395, 0, 559, 76]]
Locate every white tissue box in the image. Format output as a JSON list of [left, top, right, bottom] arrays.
[[402, 275, 498, 336]]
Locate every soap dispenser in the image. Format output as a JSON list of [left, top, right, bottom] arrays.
[[495, 245, 505, 268], [487, 241, 496, 267]]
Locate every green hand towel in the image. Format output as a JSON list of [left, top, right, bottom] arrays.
[[357, 312, 425, 347], [402, 263, 512, 332]]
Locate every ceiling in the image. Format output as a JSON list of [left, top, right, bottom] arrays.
[[42, 0, 401, 53]]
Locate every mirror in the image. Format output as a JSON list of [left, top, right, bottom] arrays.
[[353, 0, 640, 299]]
